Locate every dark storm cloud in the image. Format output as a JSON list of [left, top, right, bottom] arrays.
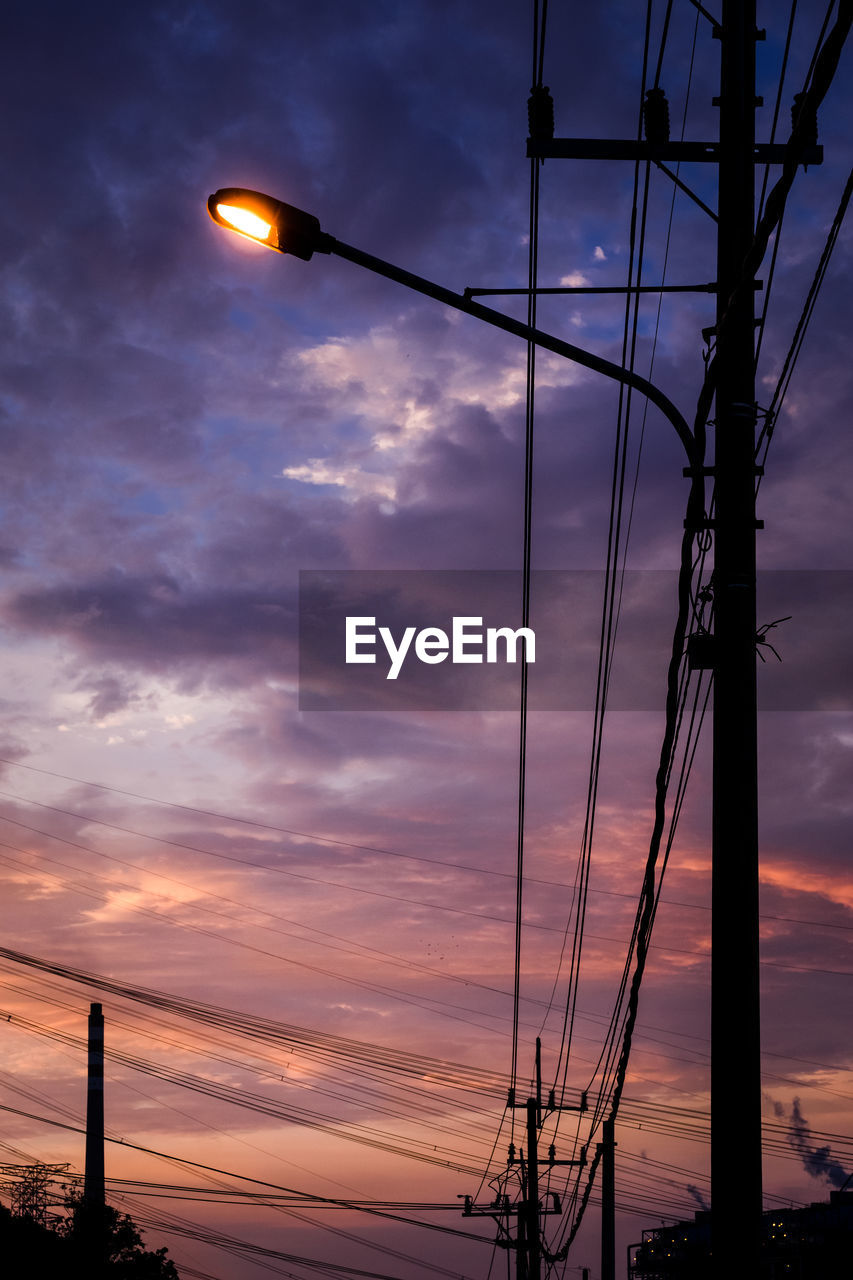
[[5, 571, 295, 680]]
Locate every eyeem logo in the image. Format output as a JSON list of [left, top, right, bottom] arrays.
[[300, 568, 846, 711], [345, 616, 536, 680]]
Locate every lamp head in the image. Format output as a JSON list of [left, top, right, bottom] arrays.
[[207, 188, 329, 260]]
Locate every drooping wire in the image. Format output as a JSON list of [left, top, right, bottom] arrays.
[[536, 11, 661, 1245], [755, 3, 846, 379], [753, 0, 798, 372], [756, 163, 853, 469], [545, 467, 705, 1264], [757, 1, 798, 226], [541, 0, 657, 1106], [542, 7, 689, 1257], [713, 0, 853, 363], [545, 7, 853, 1240], [510, 0, 550, 1140], [652, 0, 674, 89], [545, 3, 714, 1248], [544, 0, 698, 1167]]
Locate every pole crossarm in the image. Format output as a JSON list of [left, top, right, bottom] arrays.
[[527, 138, 823, 165], [464, 282, 723, 296], [325, 237, 698, 467]]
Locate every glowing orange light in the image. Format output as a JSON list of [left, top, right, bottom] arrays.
[[215, 203, 273, 243]]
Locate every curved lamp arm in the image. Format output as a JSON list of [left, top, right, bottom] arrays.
[[208, 188, 697, 467]]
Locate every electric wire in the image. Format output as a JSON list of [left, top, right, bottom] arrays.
[[575, 1, 706, 1137], [753, 0, 798, 370], [548, 5, 853, 1254], [0, 770, 842, 938], [542, 4, 712, 1258], [0, 794, 555, 1017], [510, 0, 547, 1127], [544, 0, 657, 1112], [0, 1106, 491, 1279], [757, 163, 853, 468], [0, 945, 511, 1097], [0, 839, 550, 1039], [3, 1009, 499, 1168], [714, 0, 853, 364]]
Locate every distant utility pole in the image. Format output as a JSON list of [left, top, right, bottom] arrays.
[[84, 1001, 105, 1210], [463, 1039, 584, 1280], [598, 1116, 616, 1280], [525, 4, 824, 1277]]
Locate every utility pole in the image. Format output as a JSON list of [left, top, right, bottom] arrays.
[[463, 1039, 583, 1280], [526, 1097, 542, 1280], [524, 7, 823, 1277], [711, 4, 762, 1275]]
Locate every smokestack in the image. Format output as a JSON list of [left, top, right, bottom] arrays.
[[84, 1002, 105, 1209]]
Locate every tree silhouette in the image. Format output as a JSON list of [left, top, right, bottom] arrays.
[[0, 1192, 179, 1278], [62, 1193, 180, 1278]]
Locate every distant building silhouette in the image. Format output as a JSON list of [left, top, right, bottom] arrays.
[[629, 1190, 853, 1278]]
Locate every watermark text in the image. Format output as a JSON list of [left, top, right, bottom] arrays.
[[345, 615, 536, 680]]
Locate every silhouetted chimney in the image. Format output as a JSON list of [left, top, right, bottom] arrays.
[[84, 1002, 105, 1208]]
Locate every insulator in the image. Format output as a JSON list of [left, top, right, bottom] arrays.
[[643, 86, 670, 145], [791, 91, 818, 146], [528, 84, 555, 140]]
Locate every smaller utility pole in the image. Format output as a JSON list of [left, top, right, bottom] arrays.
[[463, 1040, 585, 1280], [526, 1097, 541, 1280], [598, 1117, 616, 1280]]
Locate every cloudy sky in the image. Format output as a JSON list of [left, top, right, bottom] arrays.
[[1, 2, 853, 1277]]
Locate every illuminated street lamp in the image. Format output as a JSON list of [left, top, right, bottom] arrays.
[[209, 188, 328, 259], [211, 28, 770, 1269], [207, 186, 697, 464], [207, 184, 705, 1280]]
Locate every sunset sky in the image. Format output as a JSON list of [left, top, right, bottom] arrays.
[[2, 2, 853, 1277]]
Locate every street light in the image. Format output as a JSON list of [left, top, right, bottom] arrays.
[[207, 186, 698, 466], [207, 184, 706, 1280], [209, 188, 329, 259]]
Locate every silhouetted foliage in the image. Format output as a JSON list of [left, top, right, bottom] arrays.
[[0, 1200, 67, 1272], [0, 1192, 179, 1278]]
